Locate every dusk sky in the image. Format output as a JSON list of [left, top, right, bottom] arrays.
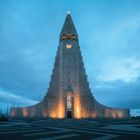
[[0, 0, 140, 114]]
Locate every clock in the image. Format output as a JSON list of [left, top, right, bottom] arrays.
[[62, 34, 66, 40], [72, 34, 76, 40], [66, 44, 72, 49]]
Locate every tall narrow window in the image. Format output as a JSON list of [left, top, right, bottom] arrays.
[[67, 32, 70, 39], [67, 95, 72, 109]]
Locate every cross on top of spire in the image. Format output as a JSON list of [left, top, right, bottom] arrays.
[[67, 10, 71, 15]]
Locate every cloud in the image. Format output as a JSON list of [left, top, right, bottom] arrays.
[[97, 57, 140, 83], [130, 109, 140, 116], [0, 0, 140, 111], [93, 84, 114, 89], [93, 76, 140, 109], [0, 88, 38, 106]]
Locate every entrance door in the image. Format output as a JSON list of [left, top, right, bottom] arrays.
[[67, 111, 72, 118]]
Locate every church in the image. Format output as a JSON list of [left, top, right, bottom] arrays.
[[10, 12, 130, 119]]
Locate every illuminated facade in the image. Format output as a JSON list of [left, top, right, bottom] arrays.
[[10, 12, 130, 119]]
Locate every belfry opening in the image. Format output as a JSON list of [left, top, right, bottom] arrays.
[[10, 12, 130, 119]]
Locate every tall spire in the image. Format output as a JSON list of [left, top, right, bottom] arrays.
[[59, 12, 78, 40]]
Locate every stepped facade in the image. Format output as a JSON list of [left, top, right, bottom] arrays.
[[11, 13, 130, 119]]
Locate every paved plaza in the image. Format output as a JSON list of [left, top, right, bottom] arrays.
[[0, 119, 140, 140]]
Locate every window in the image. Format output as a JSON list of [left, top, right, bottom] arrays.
[[67, 95, 72, 109], [72, 34, 76, 40], [67, 32, 70, 39], [62, 34, 66, 40]]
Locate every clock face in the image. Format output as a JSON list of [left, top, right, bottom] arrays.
[[66, 44, 72, 49], [62, 34, 66, 40], [72, 34, 76, 39]]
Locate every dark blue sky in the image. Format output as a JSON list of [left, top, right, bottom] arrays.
[[0, 0, 140, 114]]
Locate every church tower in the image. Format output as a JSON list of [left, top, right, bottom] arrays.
[[11, 12, 130, 119], [45, 12, 94, 118]]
